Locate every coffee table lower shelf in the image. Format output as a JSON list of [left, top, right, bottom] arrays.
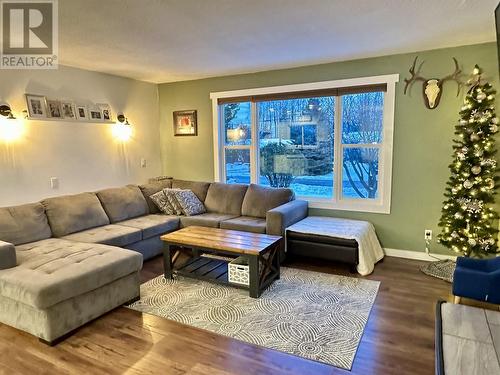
[[173, 255, 243, 288], [163, 248, 280, 298]]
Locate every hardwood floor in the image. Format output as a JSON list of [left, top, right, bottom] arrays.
[[0, 256, 454, 375]]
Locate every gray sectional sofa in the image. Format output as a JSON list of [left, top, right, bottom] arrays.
[[0, 178, 308, 344]]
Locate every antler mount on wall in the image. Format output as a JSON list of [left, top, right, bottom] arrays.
[[403, 57, 462, 109]]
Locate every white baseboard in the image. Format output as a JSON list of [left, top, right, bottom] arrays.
[[384, 248, 457, 262]]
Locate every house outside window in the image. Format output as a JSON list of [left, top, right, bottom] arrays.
[[211, 74, 398, 213]]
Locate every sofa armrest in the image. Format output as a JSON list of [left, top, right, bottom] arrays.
[[0, 241, 16, 270], [266, 200, 308, 236]]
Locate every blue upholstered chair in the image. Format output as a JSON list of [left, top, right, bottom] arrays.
[[453, 256, 500, 305]]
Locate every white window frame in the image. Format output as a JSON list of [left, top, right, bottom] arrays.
[[210, 74, 399, 214]]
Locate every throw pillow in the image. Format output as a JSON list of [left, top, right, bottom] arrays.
[[174, 190, 206, 216], [163, 188, 185, 215], [149, 190, 175, 215]]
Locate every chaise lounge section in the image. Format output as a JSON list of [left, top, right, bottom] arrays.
[[0, 203, 143, 344]]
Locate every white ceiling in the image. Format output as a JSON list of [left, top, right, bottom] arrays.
[[59, 0, 499, 83]]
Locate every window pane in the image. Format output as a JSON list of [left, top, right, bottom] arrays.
[[257, 97, 334, 198], [342, 92, 384, 144], [290, 126, 302, 145], [342, 147, 379, 199], [223, 102, 251, 146], [225, 149, 250, 184], [303, 125, 317, 145]]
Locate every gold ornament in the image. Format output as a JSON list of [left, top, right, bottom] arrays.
[[471, 166, 481, 175], [463, 180, 473, 189]]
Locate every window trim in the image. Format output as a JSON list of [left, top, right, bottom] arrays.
[[210, 74, 399, 214]]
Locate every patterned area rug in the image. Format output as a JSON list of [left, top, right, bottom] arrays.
[[128, 267, 379, 370]]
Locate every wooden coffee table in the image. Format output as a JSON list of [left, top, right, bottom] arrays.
[[161, 226, 283, 298]]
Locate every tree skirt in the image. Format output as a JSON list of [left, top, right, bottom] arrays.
[[128, 267, 379, 370], [420, 259, 456, 283]]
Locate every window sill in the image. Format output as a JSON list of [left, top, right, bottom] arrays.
[[304, 198, 391, 214]]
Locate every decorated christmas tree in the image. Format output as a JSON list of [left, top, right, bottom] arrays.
[[438, 65, 499, 257]]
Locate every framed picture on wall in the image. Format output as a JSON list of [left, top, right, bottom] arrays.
[[25, 94, 47, 118], [89, 108, 103, 121], [61, 101, 77, 119], [97, 103, 112, 121], [46, 99, 63, 118], [173, 110, 197, 136], [76, 105, 88, 121]]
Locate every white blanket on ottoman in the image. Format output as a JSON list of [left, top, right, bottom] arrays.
[[286, 216, 385, 276]]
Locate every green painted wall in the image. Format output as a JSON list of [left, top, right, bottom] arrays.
[[158, 42, 499, 254]]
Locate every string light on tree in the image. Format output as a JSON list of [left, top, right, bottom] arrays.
[[437, 65, 499, 257]]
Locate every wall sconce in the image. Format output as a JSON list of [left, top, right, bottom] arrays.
[[0, 104, 15, 119], [0, 103, 23, 142], [112, 113, 132, 141]]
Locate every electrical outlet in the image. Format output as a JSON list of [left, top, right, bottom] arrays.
[[424, 229, 432, 240]]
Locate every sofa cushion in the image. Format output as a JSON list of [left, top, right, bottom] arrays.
[[42, 193, 110, 237], [150, 190, 176, 215], [97, 185, 149, 223], [241, 184, 294, 218], [220, 216, 267, 234], [174, 190, 206, 216], [0, 238, 142, 309], [171, 179, 211, 202], [180, 213, 239, 228], [138, 179, 173, 214], [164, 188, 185, 215], [0, 203, 52, 245], [62, 224, 142, 247], [117, 214, 180, 239], [125, 236, 164, 261], [204, 183, 248, 216]]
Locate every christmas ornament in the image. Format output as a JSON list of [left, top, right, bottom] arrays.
[[490, 124, 498, 133], [454, 212, 463, 219], [470, 133, 480, 142], [481, 159, 497, 168], [466, 200, 483, 213], [486, 179, 495, 189], [477, 92, 487, 101], [471, 166, 481, 175], [463, 180, 473, 189], [492, 117, 499, 124], [468, 238, 477, 246], [479, 239, 493, 249]]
